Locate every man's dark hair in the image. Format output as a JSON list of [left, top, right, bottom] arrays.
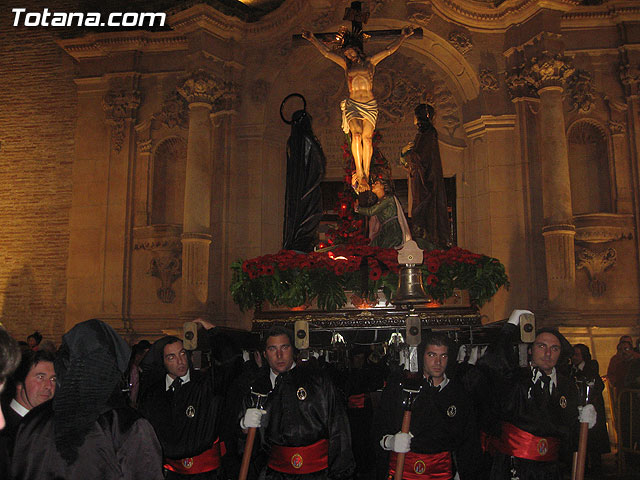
[[27, 331, 43, 345], [573, 343, 591, 362], [0, 327, 21, 384], [262, 326, 295, 350], [13, 349, 56, 385]]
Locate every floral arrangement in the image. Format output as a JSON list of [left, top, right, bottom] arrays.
[[230, 245, 509, 312]]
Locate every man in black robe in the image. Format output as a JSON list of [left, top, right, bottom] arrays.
[[140, 319, 240, 479], [374, 333, 480, 480], [479, 310, 596, 480], [11, 319, 163, 480], [240, 326, 355, 479], [400, 103, 449, 249], [0, 349, 56, 478]]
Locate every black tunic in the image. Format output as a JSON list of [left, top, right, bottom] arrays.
[[139, 368, 224, 479], [480, 324, 579, 480], [374, 374, 480, 480], [0, 401, 22, 478], [243, 364, 355, 480], [10, 402, 163, 480]]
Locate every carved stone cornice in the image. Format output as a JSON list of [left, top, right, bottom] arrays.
[[429, 0, 579, 32], [57, 31, 188, 60], [573, 213, 634, 243], [576, 247, 616, 297], [177, 70, 240, 113], [448, 31, 473, 56], [619, 63, 640, 97], [566, 69, 595, 113], [102, 90, 141, 152]]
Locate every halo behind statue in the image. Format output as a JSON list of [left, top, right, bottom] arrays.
[[280, 93, 307, 125]]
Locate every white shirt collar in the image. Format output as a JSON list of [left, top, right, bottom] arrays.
[[10, 398, 29, 417], [165, 370, 190, 391], [576, 361, 585, 371], [270, 362, 296, 388], [425, 373, 449, 392], [531, 366, 557, 392]]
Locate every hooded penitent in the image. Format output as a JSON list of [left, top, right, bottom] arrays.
[[53, 319, 130, 464]]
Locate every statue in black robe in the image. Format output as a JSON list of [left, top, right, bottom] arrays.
[[281, 95, 326, 252], [401, 104, 450, 249]]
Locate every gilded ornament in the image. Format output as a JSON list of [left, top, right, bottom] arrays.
[[447, 405, 457, 417], [296, 387, 307, 400], [186, 405, 196, 418], [559, 396, 567, 408]]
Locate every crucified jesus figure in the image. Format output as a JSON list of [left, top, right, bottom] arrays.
[[302, 25, 415, 192]]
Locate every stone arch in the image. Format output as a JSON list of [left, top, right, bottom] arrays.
[[150, 136, 187, 225], [567, 119, 612, 215]]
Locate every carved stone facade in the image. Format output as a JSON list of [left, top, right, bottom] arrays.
[[0, 0, 639, 361], [102, 90, 141, 152]]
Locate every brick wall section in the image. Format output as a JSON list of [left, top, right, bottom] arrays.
[[0, 1, 81, 344]]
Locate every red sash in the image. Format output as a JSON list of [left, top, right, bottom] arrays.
[[268, 439, 329, 474], [164, 439, 226, 475], [495, 422, 559, 462], [348, 393, 367, 409], [388, 451, 453, 480]]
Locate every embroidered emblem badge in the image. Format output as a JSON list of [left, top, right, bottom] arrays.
[[537, 438, 549, 456], [560, 396, 567, 409], [447, 405, 457, 417], [414, 459, 426, 474], [291, 453, 303, 469], [182, 458, 194, 469], [297, 387, 307, 400], [186, 405, 196, 418]]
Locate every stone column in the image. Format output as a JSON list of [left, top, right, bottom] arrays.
[[177, 71, 217, 319], [618, 59, 640, 287], [527, 53, 576, 310]]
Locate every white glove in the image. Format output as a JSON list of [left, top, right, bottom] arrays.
[[508, 309, 534, 326], [240, 408, 265, 429], [381, 432, 412, 453], [578, 404, 597, 429], [468, 346, 479, 365]]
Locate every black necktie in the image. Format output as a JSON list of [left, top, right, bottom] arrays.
[[170, 377, 183, 392], [540, 374, 551, 401]]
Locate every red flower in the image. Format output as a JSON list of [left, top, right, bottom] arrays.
[[369, 266, 382, 281], [426, 257, 440, 273], [334, 262, 347, 276], [426, 274, 438, 286]]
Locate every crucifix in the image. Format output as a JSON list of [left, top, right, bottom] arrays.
[[296, 1, 422, 192]]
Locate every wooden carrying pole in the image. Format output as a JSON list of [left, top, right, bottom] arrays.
[[571, 422, 589, 480], [239, 391, 269, 480], [238, 427, 257, 480], [394, 409, 413, 480], [571, 380, 593, 480]]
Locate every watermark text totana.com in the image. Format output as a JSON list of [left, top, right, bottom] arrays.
[[12, 8, 166, 27]]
